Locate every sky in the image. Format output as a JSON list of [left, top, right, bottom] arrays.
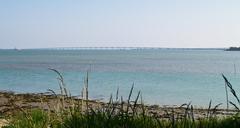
[[1, 0, 240, 49]]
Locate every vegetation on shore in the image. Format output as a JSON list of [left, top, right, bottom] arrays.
[[225, 47, 240, 51], [1, 70, 240, 128]]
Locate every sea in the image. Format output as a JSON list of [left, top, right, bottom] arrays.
[[1, 48, 240, 108]]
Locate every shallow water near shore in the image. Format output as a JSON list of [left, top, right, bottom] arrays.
[[1, 49, 240, 107]]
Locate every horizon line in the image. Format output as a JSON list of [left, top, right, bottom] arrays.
[[0, 47, 227, 50]]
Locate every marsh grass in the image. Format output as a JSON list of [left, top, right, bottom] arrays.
[[3, 71, 240, 128]]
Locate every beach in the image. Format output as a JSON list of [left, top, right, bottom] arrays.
[[0, 91, 237, 120]]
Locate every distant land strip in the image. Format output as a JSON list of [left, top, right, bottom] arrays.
[[20, 47, 226, 50]]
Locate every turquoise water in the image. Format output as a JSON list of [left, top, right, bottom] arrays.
[[1, 49, 240, 107]]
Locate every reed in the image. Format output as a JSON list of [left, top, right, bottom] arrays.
[[222, 74, 240, 110]]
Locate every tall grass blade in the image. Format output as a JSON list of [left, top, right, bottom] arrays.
[[132, 91, 141, 115], [229, 101, 239, 110], [116, 87, 119, 101], [207, 100, 212, 119], [126, 83, 134, 113], [84, 71, 89, 113], [49, 68, 69, 96], [222, 74, 240, 105], [212, 103, 222, 115]]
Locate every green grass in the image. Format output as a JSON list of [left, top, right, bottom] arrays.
[[3, 70, 240, 128], [3, 108, 240, 128], [4, 109, 50, 128]]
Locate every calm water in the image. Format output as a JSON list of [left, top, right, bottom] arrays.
[[1, 49, 240, 107]]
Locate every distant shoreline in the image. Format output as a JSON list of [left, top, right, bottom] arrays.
[[225, 47, 240, 51], [0, 47, 226, 50]]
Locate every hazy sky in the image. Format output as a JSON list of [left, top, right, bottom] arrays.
[[1, 0, 240, 48]]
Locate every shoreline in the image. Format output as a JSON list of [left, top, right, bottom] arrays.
[[0, 91, 237, 120]]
